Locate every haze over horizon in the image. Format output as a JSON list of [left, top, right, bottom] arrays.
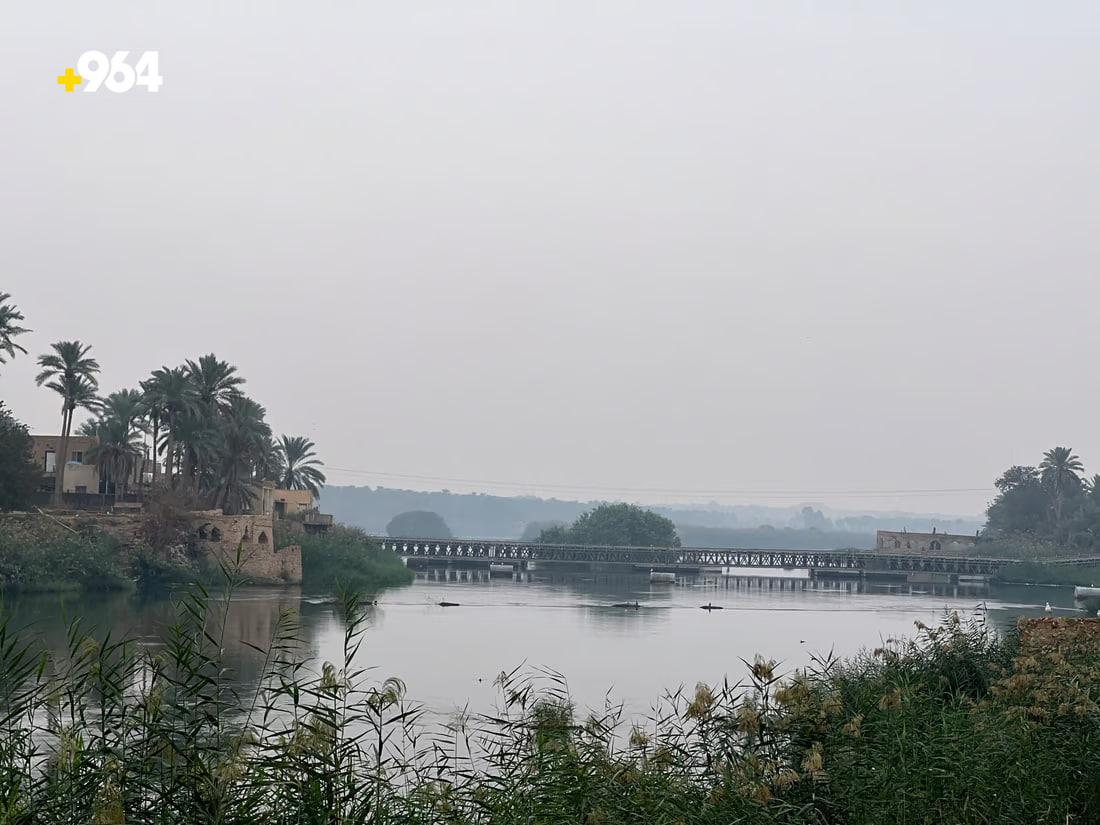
[[4, 1, 1100, 516]]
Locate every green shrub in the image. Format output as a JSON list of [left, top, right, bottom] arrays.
[[280, 523, 414, 594], [0, 518, 131, 592]]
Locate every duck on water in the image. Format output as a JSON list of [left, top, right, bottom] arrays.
[[700, 602, 723, 611]]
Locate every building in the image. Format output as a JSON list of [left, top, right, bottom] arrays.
[[273, 488, 314, 518], [271, 488, 334, 533], [30, 435, 100, 493], [874, 529, 979, 555]]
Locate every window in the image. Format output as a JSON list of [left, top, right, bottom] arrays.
[[44, 450, 56, 473], [70, 451, 83, 464]]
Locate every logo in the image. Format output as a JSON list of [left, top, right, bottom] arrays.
[[57, 51, 162, 93]]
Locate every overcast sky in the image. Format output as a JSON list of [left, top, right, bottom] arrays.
[[2, 2, 1099, 515]]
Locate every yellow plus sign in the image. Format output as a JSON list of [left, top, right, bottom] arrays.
[[57, 67, 82, 92]]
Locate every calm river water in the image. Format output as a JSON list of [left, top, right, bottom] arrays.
[[0, 567, 1077, 717]]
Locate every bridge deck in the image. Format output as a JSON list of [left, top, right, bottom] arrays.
[[373, 537, 1058, 575]]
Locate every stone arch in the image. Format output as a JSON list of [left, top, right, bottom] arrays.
[[210, 527, 222, 541], [242, 525, 252, 542], [198, 524, 209, 540], [893, 539, 901, 549], [930, 540, 942, 551], [258, 531, 269, 545]]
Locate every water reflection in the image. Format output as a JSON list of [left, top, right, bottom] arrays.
[[0, 567, 1082, 716]]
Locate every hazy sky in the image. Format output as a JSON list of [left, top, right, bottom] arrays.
[[3, 2, 1099, 515]]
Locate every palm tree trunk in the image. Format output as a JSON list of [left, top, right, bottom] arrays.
[[53, 407, 72, 507], [165, 429, 175, 488], [150, 418, 160, 486]]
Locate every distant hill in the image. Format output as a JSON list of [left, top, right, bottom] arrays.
[[320, 485, 981, 548]]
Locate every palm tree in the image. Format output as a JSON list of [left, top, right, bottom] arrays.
[[143, 367, 198, 487], [1039, 446, 1085, 536], [0, 293, 30, 371], [278, 435, 327, 497], [84, 416, 142, 501], [253, 434, 286, 483], [186, 354, 245, 418], [214, 396, 271, 514], [172, 411, 218, 493], [35, 341, 100, 506]]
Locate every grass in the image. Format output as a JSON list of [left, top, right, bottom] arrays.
[[0, 563, 1097, 824]]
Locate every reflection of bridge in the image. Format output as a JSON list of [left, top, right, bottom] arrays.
[[373, 537, 1076, 577]]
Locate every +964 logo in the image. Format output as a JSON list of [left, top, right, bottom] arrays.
[[57, 51, 162, 93]]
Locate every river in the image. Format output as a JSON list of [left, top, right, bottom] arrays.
[[0, 567, 1076, 718]]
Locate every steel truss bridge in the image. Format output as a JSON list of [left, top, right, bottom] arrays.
[[373, 537, 1087, 577]]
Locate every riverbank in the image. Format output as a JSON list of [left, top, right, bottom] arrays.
[[0, 582, 1096, 824], [0, 516, 412, 595]]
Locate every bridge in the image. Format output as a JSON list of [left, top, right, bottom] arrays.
[[372, 537, 1086, 577]]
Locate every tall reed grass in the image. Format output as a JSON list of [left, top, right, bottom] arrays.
[[0, 557, 1097, 824]]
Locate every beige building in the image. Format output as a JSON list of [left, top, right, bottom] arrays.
[[30, 435, 100, 493], [875, 529, 979, 555], [273, 488, 314, 517]]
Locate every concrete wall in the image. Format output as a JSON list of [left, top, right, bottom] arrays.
[[875, 530, 978, 555]]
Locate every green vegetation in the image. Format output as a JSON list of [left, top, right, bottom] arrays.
[[0, 292, 329, 516], [0, 403, 39, 512], [986, 446, 1100, 554], [386, 509, 453, 539], [538, 502, 681, 547], [278, 435, 327, 496], [35, 340, 102, 506], [0, 292, 30, 371], [281, 522, 414, 593], [0, 584, 1096, 823], [0, 519, 130, 592]]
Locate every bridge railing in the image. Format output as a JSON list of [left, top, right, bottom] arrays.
[[371, 536, 1033, 574]]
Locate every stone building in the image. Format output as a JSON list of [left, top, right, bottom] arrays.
[[874, 529, 979, 555]]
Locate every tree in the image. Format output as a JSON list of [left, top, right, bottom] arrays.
[[84, 415, 142, 500], [35, 341, 100, 506], [1039, 446, 1085, 536], [0, 402, 39, 510], [253, 434, 286, 483], [213, 395, 271, 514], [0, 293, 30, 371], [143, 367, 198, 487], [277, 435, 326, 497], [986, 466, 1047, 536], [386, 510, 453, 539], [186, 354, 245, 418], [538, 503, 681, 547]]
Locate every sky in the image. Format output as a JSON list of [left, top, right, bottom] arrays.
[[2, 2, 1099, 516]]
